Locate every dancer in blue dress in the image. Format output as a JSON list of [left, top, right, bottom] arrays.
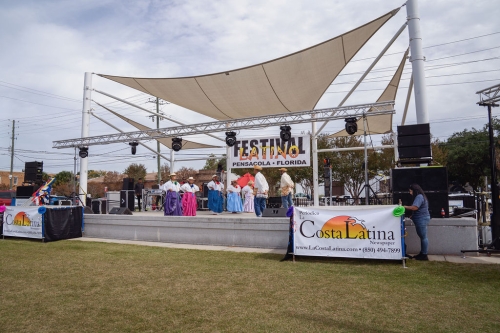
[[207, 174, 224, 215], [226, 180, 243, 213]]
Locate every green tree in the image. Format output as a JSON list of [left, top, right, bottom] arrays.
[[203, 154, 227, 171], [124, 163, 147, 181], [88, 170, 107, 179], [160, 162, 170, 181], [175, 167, 198, 182], [54, 171, 74, 186]]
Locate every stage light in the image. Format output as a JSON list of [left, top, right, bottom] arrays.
[[78, 147, 88, 158], [129, 142, 139, 155], [280, 125, 292, 142], [345, 117, 358, 135], [172, 137, 183, 152], [225, 131, 237, 147]]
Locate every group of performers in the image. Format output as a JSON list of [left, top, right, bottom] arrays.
[[155, 164, 294, 217]]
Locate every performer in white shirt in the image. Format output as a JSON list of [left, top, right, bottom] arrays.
[[164, 173, 182, 216], [279, 168, 294, 209], [180, 177, 199, 216], [226, 180, 243, 213], [241, 181, 254, 213], [207, 174, 224, 214], [253, 165, 269, 217]]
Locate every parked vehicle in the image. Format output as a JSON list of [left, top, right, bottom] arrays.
[[0, 190, 15, 206]]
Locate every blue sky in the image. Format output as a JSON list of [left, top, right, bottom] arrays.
[[1, 0, 499, 174]]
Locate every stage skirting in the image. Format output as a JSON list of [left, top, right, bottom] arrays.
[[2, 206, 83, 242]]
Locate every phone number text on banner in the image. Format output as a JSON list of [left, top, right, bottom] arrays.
[[293, 206, 402, 260], [228, 135, 310, 169], [2, 206, 43, 239]]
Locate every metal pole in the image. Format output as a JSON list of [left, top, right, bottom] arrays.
[[318, 145, 394, 153], [312, 118, 319, 206], [487, 104, 500, 246], [156, 98, 161, 184], [329, 168, 333, 207], [316, 22, 407, 135], [80, 72, 92, 203], [73, 147, 77, 205], [401, 74, 414, 126], [170, 149, 175, 173], [363, 115, 369, 205], [406, 0, 429, 124], [225, 124, 231, 191], [9, 120, 15, 190]]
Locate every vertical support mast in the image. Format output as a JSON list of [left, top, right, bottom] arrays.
[[170, 150, 175, 173], [156, 98, 161, 184], [9, 120, 15, 190], [80, 72, 92, 203], [312, 118, 319, 206], [406, 0, 429, 124]]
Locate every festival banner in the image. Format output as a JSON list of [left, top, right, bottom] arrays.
[[228, 135, 310, 169], [2, 206, 43, 239], [293, 205, 402, 260]]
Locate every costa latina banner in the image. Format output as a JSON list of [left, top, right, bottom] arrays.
[[293, 206, 402, 260], [228, 135, 310, 169], [2, 206, 43, 239]]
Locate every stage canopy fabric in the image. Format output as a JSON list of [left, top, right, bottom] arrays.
[[98, 8, 400, 121], [96, 103, 221, 149], [329, 48, 409, 137]]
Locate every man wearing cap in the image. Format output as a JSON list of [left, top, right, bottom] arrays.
[[180, 177, 199, 216], [226, 179, 243, 213], [207, 174, 224, 215], [242, 180, 254, 213], [253, 165, 269, 217], [164, 173, 183, 216], [279, 168, 294, 209]]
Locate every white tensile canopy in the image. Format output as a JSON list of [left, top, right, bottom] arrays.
[[98, 8, 400, 121], [329, 48, 409, 137]]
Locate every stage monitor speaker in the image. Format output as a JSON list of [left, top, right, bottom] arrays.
[[391, 167, 448, 193], [109, 207, 133, 215], [262, 208, 288, 217], [16, 185, 36, 198], [397, 123, 430, 137], [122, 178, 134, 191], [202, 182, 209, 198], [267, 197, 282, 208], [120, 190, 135, 211], [83, 206, 94, 214], [91, 200, 101, 214], [392, 192, 449, 218]]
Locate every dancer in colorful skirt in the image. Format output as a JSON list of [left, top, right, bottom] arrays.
[[164, 173, 183, 216], [242, 180, 254, 213], [180, 177, 199, 216], [207, 174, 224, 215], [226, 180, 243, 213]]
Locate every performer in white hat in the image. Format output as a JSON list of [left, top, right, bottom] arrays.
[[279, 167, 294, 209], [180, 177, 199, 216], [164, 173, 182, 216], [253, 164, 269, 217], [207, 174, 224, 214], [241, 180, 255, 213], [226, 179, 243, 213]]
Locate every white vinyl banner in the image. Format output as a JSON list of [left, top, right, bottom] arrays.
[[294, 206, 402, 260], [2, 206, 43, 239], [228, 135, 310, 169]]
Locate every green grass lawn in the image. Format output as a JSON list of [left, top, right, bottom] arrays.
[[1, 239, 499, 333]]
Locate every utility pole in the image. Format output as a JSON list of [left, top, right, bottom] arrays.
[[147, 98, 168, 183], [9, 120, 15, 190]]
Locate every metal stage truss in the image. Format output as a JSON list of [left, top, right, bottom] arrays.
[[53, 101, 395, 149]]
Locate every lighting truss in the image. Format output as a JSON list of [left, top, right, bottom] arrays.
[[477, 83, 500, 105], [52, 101, 395, 149]]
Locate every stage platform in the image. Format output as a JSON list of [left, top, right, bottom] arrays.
[[84, 210, 290, 249]]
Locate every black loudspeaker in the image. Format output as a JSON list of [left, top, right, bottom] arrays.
[[262, 208, 288, 217], [83, 206, 94, 214], [391, 167, 448, 193], [122, 178, 134, 191], [202, 182, 209, 198], [393, 192, 449, 218], [397, 123, 430, 137], [397, 123, 431, 161], [267, 197, 282, 208], [120, 190, 135, 211], [109, 207, 133, 215], [16, 185, 36, 198], [323, 167, 331, 178], [24, 161, 43, 183], [91, 200, 101, 214]]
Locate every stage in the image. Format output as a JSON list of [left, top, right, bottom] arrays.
[[83, 210, 290, 249]]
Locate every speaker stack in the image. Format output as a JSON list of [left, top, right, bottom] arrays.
[[391, 167, 449, 218], [120, 190, 135, 212], [122, 178, 134, 191], [24, 161, 43, 183], [397, 124, 431, 165]]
